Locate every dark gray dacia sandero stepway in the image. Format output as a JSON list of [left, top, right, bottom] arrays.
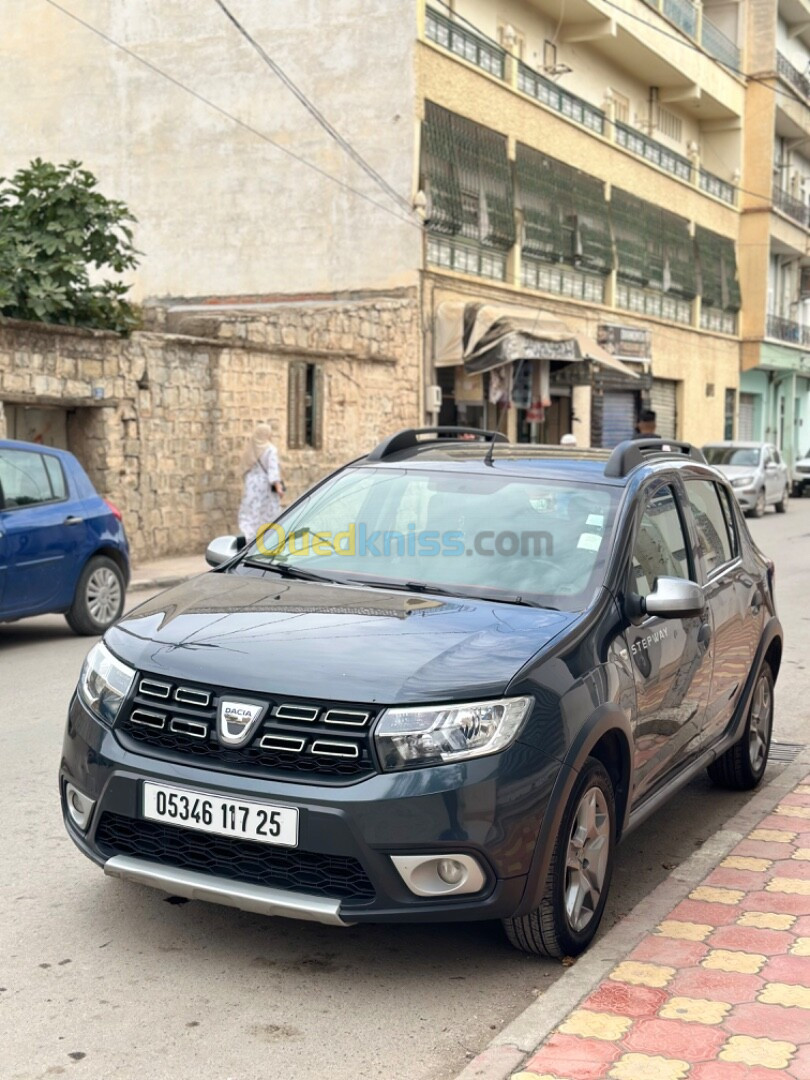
[[61, 430, 782, 956]]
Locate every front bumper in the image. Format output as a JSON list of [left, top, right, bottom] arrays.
[[60, 695, 560, 924], [731, 486, 758, 510]]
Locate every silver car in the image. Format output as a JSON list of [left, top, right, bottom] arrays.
[[792, 449, 810, 497], [703, 442, 791, 517]]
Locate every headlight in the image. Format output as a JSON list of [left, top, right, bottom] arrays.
[[374, 696, 532, 771], [77, 642, 135, 725], [731, 475, 754, 488]]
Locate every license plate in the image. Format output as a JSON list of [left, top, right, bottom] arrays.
[[142, 782, 298, 847]]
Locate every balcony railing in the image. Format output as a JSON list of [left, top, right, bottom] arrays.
[[425, 7, 506, 80], [699, 168, 737, 205], [663, 0, 698, 38], [773, 185, 810, 228], [777, 52, 810, 102], [701, 17, 740, 70], [615, 121, 692, 182], [517, 63, 606, 134], [767, 314, 810, 345]]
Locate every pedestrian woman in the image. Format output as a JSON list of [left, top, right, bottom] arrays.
[[237, 422, 284, 538]]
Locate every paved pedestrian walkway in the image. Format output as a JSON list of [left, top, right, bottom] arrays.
[[511, 771, 810, 1080], [129, 553, 208, 592]]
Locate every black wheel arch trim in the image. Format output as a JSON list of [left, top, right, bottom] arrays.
[[513, 704, 632, 918]]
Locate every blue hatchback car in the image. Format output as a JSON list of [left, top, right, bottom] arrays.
[[0, 438, 130, 634]]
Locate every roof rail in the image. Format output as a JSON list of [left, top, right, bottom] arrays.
[[604, 438, 707, 479], [366, 427, 508, 462]]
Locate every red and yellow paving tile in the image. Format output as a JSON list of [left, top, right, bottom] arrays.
[[513, 773, 810, 1080]]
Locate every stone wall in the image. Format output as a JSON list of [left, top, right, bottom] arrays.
[[0, 293, 420, 562]]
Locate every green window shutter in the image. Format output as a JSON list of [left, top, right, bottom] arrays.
[[569, 170, 612, 275], [311, 364, 324, 451], [659, 209, 696, 300], [287, 362, 306, 450], [610, 189, 650, 286], [696, 228, 740, 312], [421, 102, 515, 250]]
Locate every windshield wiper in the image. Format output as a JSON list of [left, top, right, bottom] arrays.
[[242, 559, 333, 583], [343, 577, 551, 608]]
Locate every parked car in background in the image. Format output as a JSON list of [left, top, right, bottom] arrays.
[[702, 441, 790, 517], [792, 448, 810, 497], [61, 432, 781, 958], [0, 439, 129, 634]]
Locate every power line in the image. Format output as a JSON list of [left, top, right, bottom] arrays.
[[40, 0, 422, 233], [212, 0, 413, 215]]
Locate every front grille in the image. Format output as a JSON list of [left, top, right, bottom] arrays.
[[95, 813, 376, 902], [115, 674, 379, 782]]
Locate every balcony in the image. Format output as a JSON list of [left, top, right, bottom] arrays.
[[425, 6, 505, 80], [699, 168, 737, 205], [701, 18, 740, 70], [615, 121, 692, 183], [773, 185, 810, 228], [767, 313, 810, 345], [777, 52, 810, 103], [663, 0, 698, 38], [517, 63, 605, 136]]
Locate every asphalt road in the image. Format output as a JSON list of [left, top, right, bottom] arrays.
[[2, 500, 807, 1080]]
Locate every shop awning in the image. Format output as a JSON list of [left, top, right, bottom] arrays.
[[435, 299, 640, 378]]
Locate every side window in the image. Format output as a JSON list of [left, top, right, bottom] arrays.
[[630, 486, 690, 601], [717, 486, 739, 560], [686, 480, 733, 574], [0, 449, 57, 509], [43, 455, 67, 500]]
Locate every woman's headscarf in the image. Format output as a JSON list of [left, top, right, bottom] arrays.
[[239, 422, 273, 475]]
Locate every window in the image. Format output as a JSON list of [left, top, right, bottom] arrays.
[[695, 227, 741, 313], [656, 105, 682, 143], [611, 90, 630, 125], [43, 454, 67, 499], [685, 480, 734, 575], [630, 486, 690, 600], [724, 388, 736, 440], [610, 188, 696, 299], [288, 362, 323, 450], [717, 487, 739, 560], [0, 449, 64, 508]]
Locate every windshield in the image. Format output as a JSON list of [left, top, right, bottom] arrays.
[[704, 446, 760, 468], [239, 466, 620, 611]]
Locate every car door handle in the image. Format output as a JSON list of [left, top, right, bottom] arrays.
[[698, 622, 712, 647], [63, 515, 83, 526]]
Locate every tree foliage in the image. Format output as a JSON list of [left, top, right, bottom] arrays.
[[0, 159, 140, 332]]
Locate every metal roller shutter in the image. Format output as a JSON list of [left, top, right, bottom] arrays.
[[650, 379, 678, 439], [600, 391, 637, 447], [738, 393, 755, 441]]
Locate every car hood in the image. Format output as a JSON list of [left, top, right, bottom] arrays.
[[711, 464, 760, 480], [107, 570, 578, 704]]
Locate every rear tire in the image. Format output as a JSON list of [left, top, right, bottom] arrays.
[[707, 664, 773, 791], [502, 758, 615, 957], [65, 555, 126, 636], [775, 487, 789, 513]]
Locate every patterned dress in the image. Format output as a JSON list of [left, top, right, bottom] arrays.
[[238, 445, 282, 538]]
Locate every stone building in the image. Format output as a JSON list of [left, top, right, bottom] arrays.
[[0, 0, 789, 533]]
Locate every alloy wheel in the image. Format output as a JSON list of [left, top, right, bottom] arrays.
[[86, 566, 122, 625], [564, 786, 611, 933], [748, 671, 772, 774]]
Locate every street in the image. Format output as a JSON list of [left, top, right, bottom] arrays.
[[2, 500, 808, 1080]]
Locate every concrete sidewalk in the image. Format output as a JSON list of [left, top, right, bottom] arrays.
[[128, 553, 208, 592], [457, 755, 810, 1080]]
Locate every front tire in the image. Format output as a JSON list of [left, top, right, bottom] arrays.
[[749, 489, 766, 518], [503, 758, 615, 957], [775, 487, 789, 513], [65, 555, 126, 635], [707, 664, 773, 791]]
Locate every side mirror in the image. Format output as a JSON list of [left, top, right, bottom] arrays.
[[205, 534, 246, 568], [644, 576, 705, 619]]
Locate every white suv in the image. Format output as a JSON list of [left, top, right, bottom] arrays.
[[703, 442, 791, 517]]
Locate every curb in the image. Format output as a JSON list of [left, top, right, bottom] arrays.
[[453, 748, 810, 1080], [128, 573, 200, 593]]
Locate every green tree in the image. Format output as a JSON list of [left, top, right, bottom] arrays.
[[0, 159, 139, 332]]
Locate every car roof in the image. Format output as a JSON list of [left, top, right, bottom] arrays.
[[0, 437, 69, 456]]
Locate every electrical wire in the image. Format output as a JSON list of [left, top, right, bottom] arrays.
[[40, 0, 422, 233], [212, 0, 414, 215]]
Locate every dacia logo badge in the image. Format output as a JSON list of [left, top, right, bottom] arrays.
[[217, 699, 266, 747]]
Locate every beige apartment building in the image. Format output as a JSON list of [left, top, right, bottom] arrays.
[[0, 0, 754, 460], [738, 0, 810, 467]]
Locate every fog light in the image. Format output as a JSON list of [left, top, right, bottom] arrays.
[[390, 854, 485, 897], [66, 783, 95, 831], [437, 858, 465, 885]]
